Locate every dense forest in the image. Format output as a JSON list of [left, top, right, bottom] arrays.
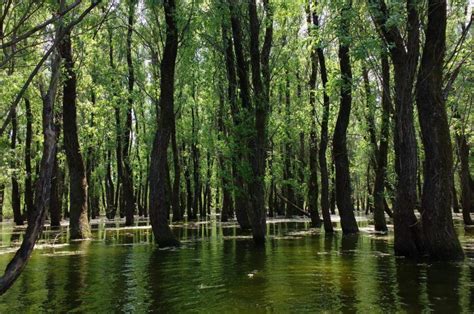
[[0, 0, 472, 303]]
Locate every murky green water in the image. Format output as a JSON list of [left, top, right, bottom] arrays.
[[0, 215, 472, 312]]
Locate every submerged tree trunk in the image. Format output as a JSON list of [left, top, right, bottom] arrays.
[[416, 0, 464, 260], [59, 31, 91, 240], [309, 5, 333, 232], [333, 1, 358, 234], [372, 54, 390, 233], [122, 0, 136, 226], [307, 5, 321, 227], [246, 0, 273, 245], [148, 0, 180, 247], [369, 0, 423, 257], [0, 44, 61, 295]]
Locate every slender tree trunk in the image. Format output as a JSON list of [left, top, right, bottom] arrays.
[[50, 111, 63, 227], [59, 31, 90, 240], [309, 7, 333, 232], [307, 6, 321, 227], [148, 0, 179, 247], [372, 54, 390, 232], [333, 1, 358, 234], [24, 98, 34, 220], [10, 106, 23, 225], [122, 0, 136, 226], [284, 72, 297, 218]]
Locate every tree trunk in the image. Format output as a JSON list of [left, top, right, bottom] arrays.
[[171, 121, 182, 221], [310, 7, 333, 232], [24, 98, 34, 221], [372, 54, 390, 232], [59, 31, 90, 240], [122, 0, 136, 226], [333, 1, 358, 234], [10, 106, 23, 225], [369, 0, 423, 257], [415, 0, 464, 259], [222, 18, 250, 229], [307, 6, 321, 227], [148, 0, 180, 247], [50, 111, 63, 227]]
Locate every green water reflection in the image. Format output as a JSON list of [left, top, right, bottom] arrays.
[[0, 217, 472, 312]]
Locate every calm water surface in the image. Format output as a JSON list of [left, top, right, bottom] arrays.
[[0, 215, 472, 312]]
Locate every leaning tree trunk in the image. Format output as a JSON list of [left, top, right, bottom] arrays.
[[148, 0, 180, 247], [0, 47, 61, 295], [333, 0, 358, 234], [59, 31, 91, 240], [416, 0, 464, 260]]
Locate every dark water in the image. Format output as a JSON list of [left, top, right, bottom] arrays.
[[0, 215, 472, 312]]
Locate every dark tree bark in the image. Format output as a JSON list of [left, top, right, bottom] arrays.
[[246, 0, 273, 245], [58, 31, 90, 240], [308, 4, 334, 232], [369, 0, 423, 257], [10, 106, 23, 225], [171, 120, 182, 221], [333, 0, 358, 234], [372, 54, 390, 232], [416, 0, 464, 259], [24, 98, 34, 220], [148, 0, 179, 247], [122, 0, 136, 226]]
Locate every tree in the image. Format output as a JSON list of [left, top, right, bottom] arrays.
[[415, 0, 464, 260], [59, 29, 91, 240], [333, 0, 358, 234], [148, 0, 180, 247]]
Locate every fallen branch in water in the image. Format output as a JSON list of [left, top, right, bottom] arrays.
[[276, 192, 311, 218]]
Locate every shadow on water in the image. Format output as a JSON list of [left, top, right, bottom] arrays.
[[0, 215, 472, 312]]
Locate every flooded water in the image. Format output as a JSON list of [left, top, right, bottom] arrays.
[[0, 215, 472, 312]]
